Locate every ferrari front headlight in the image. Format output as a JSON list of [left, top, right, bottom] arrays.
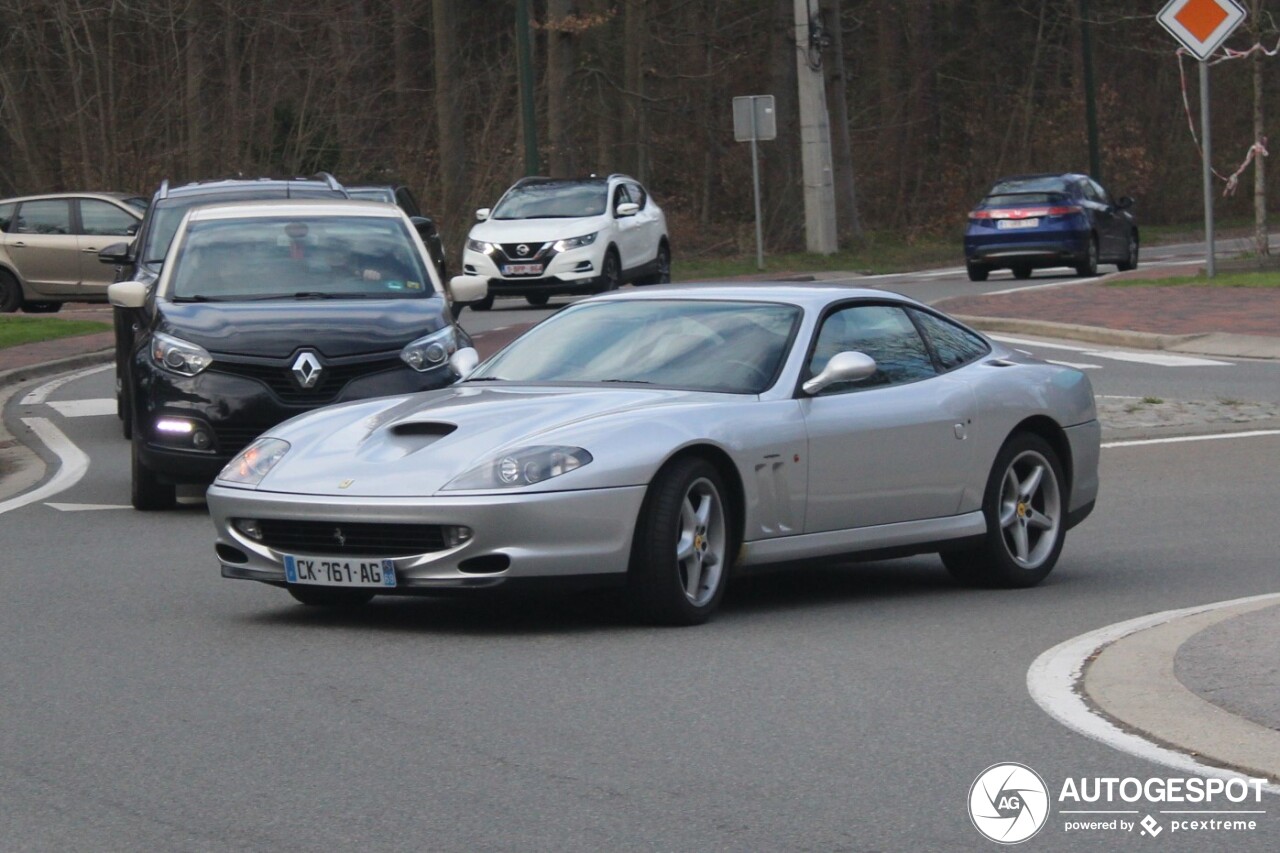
[[216, 438, 290, 487], [444, 445, 593, 490]]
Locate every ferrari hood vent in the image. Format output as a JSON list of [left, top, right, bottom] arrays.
[[389, 422, 457, 437]]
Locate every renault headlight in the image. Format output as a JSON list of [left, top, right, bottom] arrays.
[[217, 438, 290, 487], [466, 238, 495, 254], [400, 326, 458, 372], [445, 445, 593, 490], [151, 331, 212, 376], [553, 232, 598, 252]]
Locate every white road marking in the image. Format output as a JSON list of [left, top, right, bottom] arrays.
[[19, 364, 112, 405], [45, 502, 131, 512], [990, 335, 1103, 353], [983, 274, 1081, 295], [47, 398, 116, 418], [1045, 359, 1101, 370], [1103, 430, 1280, 449], [0, 418, 90, 516], [1027, 593, 1280, 796], [1084, 350, 1231, 368]]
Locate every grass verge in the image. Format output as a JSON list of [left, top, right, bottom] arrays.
[[0, 316, 111, 351], [675, 234, 957, 281]]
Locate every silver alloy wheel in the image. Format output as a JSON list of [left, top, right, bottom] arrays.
[[998, 449, 1062, 569], [675, 477, 726, 606]]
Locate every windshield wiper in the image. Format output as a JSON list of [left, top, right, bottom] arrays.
[[173, 294, 224, 302], [463, 376, 506, 382], [601, 378, 654, 385]]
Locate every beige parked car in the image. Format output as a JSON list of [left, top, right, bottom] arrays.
[[0, 191, 146, 312]]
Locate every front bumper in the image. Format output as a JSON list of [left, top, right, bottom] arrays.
[[134, 356, 458, 484], [207, 483, 648, 588], [463, 246, 605, 296]]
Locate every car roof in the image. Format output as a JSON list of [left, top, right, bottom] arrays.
[[511, 174, 637, 189], [0, 191, 144, 205], [585, 282, 916, 310], [183, 199, 406, 222], [156, 175, 346, 202]]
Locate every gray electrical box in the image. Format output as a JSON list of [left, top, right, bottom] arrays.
[[733, 95, 776, 142]]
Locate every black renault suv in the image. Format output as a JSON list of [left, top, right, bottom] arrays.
[[109, 198, 478, 510]]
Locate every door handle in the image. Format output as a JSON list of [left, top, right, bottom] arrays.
[[11, 241, 26, 247], [82, 247, 100, 253]]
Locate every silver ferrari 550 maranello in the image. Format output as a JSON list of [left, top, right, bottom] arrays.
[[207, 283, 1100, 625]]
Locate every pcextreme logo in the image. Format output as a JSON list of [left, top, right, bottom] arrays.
[[968, 763, 1051, 844]]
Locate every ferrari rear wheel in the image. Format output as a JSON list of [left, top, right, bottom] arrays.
[[287, 586, 376, 607], [628, 457, 732, 625], [942, 433, 1066, 588]]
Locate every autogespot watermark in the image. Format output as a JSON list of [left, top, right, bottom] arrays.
[[968, 763, 1270, 844]]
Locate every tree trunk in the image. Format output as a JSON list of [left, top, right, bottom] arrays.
[[1250, 0, 1268, 257], [433, 0, 466, 242], [823, 0, 861, 242], [546, 0, 576, 176], [623, 0, 647, 181]]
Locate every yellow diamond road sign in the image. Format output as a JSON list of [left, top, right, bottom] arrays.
[[1158, 0, 1246, 61]]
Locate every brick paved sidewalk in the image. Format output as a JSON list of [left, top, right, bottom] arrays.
[[938, 281, 1280, 338]]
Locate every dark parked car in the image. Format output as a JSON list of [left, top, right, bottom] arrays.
[[346, 184, 448, 278], [101, 174, 351, 439], [108, 199, 485, 510], [963, 173, 1138, 281]]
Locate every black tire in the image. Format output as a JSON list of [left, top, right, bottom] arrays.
[[131, 440, 176, 511], [119, 370, 133, 440], [0, 270, 21, 313], [525, 293, 550, 307], [21, 301, 62, 313], [627, 457, 733, 626], [287, 586, 376, 607], [638, 243, 671, 285], [114, 307, 134, 438], [942, 433, 1067, 588], [470, 293, 495, 311], [1116, 231, 1139, 272], [966, 263, 989, 282], [1074, 236, 1099, 277], [1012, 266, 1032, 280], [596, 249, 621, 293]]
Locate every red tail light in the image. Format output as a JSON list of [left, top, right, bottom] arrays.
[[970, 205, 1082, 220]]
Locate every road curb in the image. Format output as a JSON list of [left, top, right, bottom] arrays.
[[0, 348, 113, 393], [953, 315, 1209, 352], [1083, 596, 1280, 783]]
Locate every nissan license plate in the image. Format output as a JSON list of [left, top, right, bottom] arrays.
[[501, 263, 544, 276], [284, 554, 397, 588], [997, 218, 1039, 230]]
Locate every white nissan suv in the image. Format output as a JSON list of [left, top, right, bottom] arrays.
[[462, 174, 670, 309]]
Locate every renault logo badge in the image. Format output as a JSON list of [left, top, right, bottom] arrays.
[[291, 351, 323, 389]]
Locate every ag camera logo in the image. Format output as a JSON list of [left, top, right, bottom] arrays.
[[969, 763, 1050, 844]]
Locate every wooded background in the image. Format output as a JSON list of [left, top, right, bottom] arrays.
[[1, 1, 1278, 257]]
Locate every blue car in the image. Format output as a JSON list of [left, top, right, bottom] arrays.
[[963, 173, 1138, 282]]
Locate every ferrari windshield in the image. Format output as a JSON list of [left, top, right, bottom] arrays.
[[491, 182, 608, 219], [166, 215, 433, 301], [470, 300, 801, 394]]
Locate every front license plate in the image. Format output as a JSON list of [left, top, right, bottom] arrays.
[[501, 263, 544, 276], [997, 218, 1039, 230], [284, 554, 397, 588]]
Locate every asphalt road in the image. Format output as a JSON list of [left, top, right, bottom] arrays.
[[2, 360, 1279, 850]]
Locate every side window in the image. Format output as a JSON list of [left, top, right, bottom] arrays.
[[626, 182, 647, 209], [611, 184, 630, 214], [79, 199, 138, 236], [1089, 180, 1111, 206], [808, 304, 936, 393], [395, 187, 421, 218], [910, 309, 990, 371], [14, 200, 72, 234], [1080, 181, 1099, 203], [0, 202, 14, 232]]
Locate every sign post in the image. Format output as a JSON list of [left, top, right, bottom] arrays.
[[1158, 0, 1247, 278], [733, 95, 776, 271]]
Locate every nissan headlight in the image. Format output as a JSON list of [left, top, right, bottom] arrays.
[[400, 326, 458, 372], [151, 331, 212, 376], [216, 438, 290, 487], [553, 232, 598, 252], [466, 238, 495, 254], [445, 446, 593, 490]]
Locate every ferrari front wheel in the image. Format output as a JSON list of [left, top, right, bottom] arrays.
[[628, 457, 732, 625]]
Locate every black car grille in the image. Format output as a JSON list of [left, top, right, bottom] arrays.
[[212, 422, 279, 455], [256, 520, 449, 557], [496, 242, 553, 263], [210, 355, 403, 405]]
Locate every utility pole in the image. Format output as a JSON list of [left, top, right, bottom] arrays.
[[793, 0, 837, 254], [516, 0, 540, 176]]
